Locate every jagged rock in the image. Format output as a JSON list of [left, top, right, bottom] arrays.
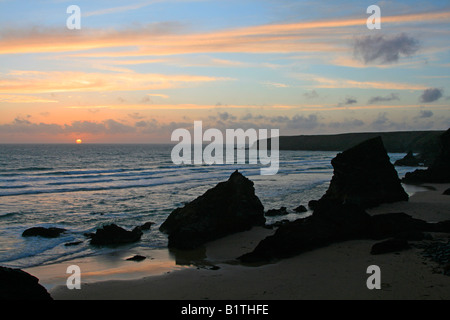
[[443, 188, 450, 195], [160, 170, 265, 249], [293, 205, 308, 213], [265, 207, 288, 216], [0, 266, 52, 300], [394, 151, 421, 167], [403, 128, 450, 183], [90, 224, 143, 246], [370, 239, 410, 255], [22, 227, 66, 238], [320, 136, 408, 208]]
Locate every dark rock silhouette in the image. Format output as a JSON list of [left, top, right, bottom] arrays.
[[369, 212, 428, 241], [126, 255, 146, 262], [64, 241, 83, 247], [0, 266, 52, 300], [160, 170, 265, 249], [239, 205, 450, 263], [89, 224, 143, 246], [370, 238, 410, 255], [307, 200, 319, 210], [320, 136, 408, 208], [293, 205, 308, 213], [394, 151, 421, 167], [239, 203, 371, 262], [22, 227, 66, 238], [265, 207, 288, 216], [403, 128, 450, 183], [444, 188, 450, 195], [138, 222, 155, 231]]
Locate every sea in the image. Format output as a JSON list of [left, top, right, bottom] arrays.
[[0, 144, 419, 269]]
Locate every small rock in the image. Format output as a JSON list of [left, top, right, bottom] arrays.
[[293, 205, 307, 213], [443, 188, 450, 195], [22, 227, 66, 238], [126, 255, 146, 262], [264, 219, 290, 229], [371, 238, 410, 255], [265, 207, 288, 216], [394, 151, 421, 167], [139, 222, 155, 231], [90, 224, 143, 246], [64, 241, 83, 247]]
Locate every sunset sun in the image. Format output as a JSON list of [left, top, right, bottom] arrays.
[[76, 139, 82, 144]]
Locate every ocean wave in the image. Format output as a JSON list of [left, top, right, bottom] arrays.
[[0, 185, 29, 189], [0, 167, 53, 173], [45, 179, 115, 186], [0, 178, 193, 197]]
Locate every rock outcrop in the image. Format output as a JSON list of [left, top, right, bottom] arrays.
[[239, 203, 372, 262], [22, 227, 66, 238], [370, 239, 410, 255], [239, 205, 450, 263], [293, 205, 308, 213], [238, 137, 447, 263], [403, 128, 450, 183], [394, 151, 421, 167], [265, 207, 288, 216], [89, 224, 143, 246], [160, 170, 265, 249], [319, 136, 408, 208], [0, 266, 53, 300]]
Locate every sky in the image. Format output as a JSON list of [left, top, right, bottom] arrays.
[[0, 0, 449, 143]]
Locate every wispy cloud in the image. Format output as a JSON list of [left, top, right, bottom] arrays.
[[0, 70, 231, 93], [2, 10, 449, 57], [367, 93, 400, 104], [298, 74, 428, 90], [84, 1, 161, 17], [262, 81, 290, 88], [0, 94, 58, 103]]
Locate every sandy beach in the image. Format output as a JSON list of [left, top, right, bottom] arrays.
[[42, 183, 450, 300]]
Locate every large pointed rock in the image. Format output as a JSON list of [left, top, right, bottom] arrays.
[[320, 136, 408, 208], [160, 170, 265, 249]]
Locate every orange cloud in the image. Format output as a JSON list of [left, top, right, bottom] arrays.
[[0, 70, 231, 93], [298, 74, 428, 90], [0, 94, 58, 103]]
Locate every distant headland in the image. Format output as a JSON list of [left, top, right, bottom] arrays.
[[256, 130, 444, 154]]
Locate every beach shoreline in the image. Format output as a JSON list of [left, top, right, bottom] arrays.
[[40, 183, 450, 300]]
